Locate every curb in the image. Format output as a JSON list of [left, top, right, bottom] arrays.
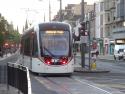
[[97, 58, 114, 62], [74, 67, 110, 73], [75, 55, 115, 62], [0, 53, 17, 62]]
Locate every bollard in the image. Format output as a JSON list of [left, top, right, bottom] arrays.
[[90, 61, 96, 71]]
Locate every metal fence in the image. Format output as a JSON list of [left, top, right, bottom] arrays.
[[0, 63, 31, 94], [7, 63, 31, 94]]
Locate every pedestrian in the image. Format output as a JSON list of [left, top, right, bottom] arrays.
[[114, 55, 116, 60], [0, 46, 3, 57], [96, 50, 99, 57]]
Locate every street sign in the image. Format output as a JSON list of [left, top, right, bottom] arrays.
[[92, 42, 97, 49], [80, 36, 88, 43]]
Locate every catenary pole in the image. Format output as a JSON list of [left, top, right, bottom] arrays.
[[80, 0, 85, 68], [59, 0, 62, 22]]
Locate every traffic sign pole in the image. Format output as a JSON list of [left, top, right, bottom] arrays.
[[80, 28, 87, 68], [80, 0, 85, 68], [80, 43, 86, 68]]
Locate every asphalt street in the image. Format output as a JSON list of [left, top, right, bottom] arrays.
[[74, 56, 125, 93], [1, 53, 125, 94]]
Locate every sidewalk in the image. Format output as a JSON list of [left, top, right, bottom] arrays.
[[74, 52, 111, 73], [75, 52, 114, 61], [0, 53, 12, 61], [0, 53, 18, 94], [0, 84, 20, 94]]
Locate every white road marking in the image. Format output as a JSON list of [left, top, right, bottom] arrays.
[[73, 78, 112, 94], [34, 77, 72, 94], [34, 76, 123, 94], [35, 77, 52, 90]]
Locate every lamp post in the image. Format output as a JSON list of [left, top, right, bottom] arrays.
[[57, 0, 63, 21], [80, 0, 85, 68], [81, 0, 84, 21], [59, 0, 62, 22], [86, 20, 91, 69], [39, 0, 51, 22], [48, 0, 51, 21]]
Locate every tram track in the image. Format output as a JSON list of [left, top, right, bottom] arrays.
[[32, 74, 120, 94], [34, 76, 73, 94]]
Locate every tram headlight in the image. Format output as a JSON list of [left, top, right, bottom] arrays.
[[44, 57, 52, 65], [60, 57, 68, 65]]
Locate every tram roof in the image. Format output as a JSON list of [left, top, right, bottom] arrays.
[[22, 22, 71, 37], [39, 22, 71, 31], [39, 22, 70, 26]]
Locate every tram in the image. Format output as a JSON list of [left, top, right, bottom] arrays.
[[20, 22, 74, 75]]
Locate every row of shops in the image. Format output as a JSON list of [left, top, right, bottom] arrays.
[[97, 38, 114, 55], [74, 38, 115, 55], [74, 29, 125, 56]]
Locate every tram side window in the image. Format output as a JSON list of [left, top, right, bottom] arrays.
[[32, 33, 38, 57], [20, 40, 24, 54], [24, 37, 30, 56]]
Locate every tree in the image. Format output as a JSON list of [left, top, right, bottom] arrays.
[[0, 32, 4, 45], [25, 19, 28, 30], [8, 22, 14, 32], [0, 17, 6, 32], [0, 14, 21, 48], [0, 15, 8, 46]]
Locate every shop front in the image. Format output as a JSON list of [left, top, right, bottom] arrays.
[[98, 39, 103, 55], [104, 38, 109, 55], [109, 40, 115, 55]]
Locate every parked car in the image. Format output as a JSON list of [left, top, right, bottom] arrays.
[[114, 49, 125, 60]]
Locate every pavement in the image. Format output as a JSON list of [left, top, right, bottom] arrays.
[[74, 52, 114, 73], [0, 84, 20, 94], [98, 54, 114, 61], [0, 53, 12, 61], [0, 53, 19, 94], [75, 52, 114, 61]]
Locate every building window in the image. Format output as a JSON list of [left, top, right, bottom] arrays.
[[107, 13, 110, 22], [117, 1, 125, 18], [100, 27, 103, 38], [100, 15, 103, 25], [107, 26, 110, 36], [100, 2, 104, 11]]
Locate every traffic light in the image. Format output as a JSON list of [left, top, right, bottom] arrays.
[[73, 32, 80, 41], [79, 22, 88, 36]]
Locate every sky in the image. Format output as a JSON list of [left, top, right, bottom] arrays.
[[0, 0, 99, 33]]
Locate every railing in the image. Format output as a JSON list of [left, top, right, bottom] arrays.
[[7, 63, 31, 94], [112, 27, 125, 33]]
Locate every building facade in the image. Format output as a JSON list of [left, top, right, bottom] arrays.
[[113, 0, 125, 40], [53, 0, 125, 55], [103, 0, 116, 55], [95, 0, 106, 55], [95, 0, 125, 55]]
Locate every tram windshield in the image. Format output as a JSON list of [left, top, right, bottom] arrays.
[[40, 30, 70, 57]]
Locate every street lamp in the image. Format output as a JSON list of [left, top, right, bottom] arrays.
[[49, 0, 51, 21], [81, 0, 84, 21], [39, 0, 51, 22], [57, 0, 63, 21], [58, 0, 62, 22], [80, 0, 86, 68], [21, 8, 39, 25]]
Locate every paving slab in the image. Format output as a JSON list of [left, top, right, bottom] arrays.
[[0, 84, 21, 94]]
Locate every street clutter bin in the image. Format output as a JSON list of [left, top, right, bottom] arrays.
[[90, 51, 97, 70]]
